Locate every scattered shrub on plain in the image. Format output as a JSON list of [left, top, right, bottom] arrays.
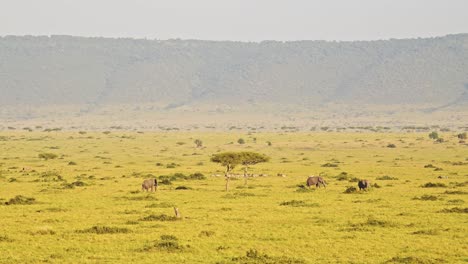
[[226, 249, 305, 264], [344, 186, 358, 193], [38, 153, 58, 160], [438, 207, 468, 214], [199, 230, 215, 237], [376, 175, 398, 180], [421, 182, 446, 188], [175, 186, 191, 190], [413, 195, 438, 201], [5, 195, 36, 205], [78, 226, 130, 234], [143, 235, 185, 252], [139, 214, 179, 221]]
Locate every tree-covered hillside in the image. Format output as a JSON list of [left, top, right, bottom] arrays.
[[1, 34, 467, 108]]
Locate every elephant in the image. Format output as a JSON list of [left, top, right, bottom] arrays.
[[358, 180, 370, 190], [306, 176, 327, 188], [142, 178, 158, 192]]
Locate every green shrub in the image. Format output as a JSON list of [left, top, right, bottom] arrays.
[[38, 153, 58, 160], [78, 226, 130, 234], [376, 175, 398, 180], [5, 195, 36, 205], [428, 131, 439, 139], [439, 207, 468, 213], [421, 182, 446, 188], [344, 186, 358, 193], [139, 214, 179, 221]]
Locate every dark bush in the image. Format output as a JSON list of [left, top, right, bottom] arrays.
[[344, 186, 358, 193], [38, 153, 58, 160], [188, 172, 206, 180], [5, 195, 36, 205], [421, 182, 447, 188], [413, 195, 438, 201], [376, 175, 398, 180], [229, 249, 305, 264], [139, 214, 179, 221], [439, 207, 468, 213], [321, 163, 338, 167], [78, 226, 130, 234], [175, 186, 191, 190]]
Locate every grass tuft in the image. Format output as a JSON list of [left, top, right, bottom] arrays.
[[5, 195, 36, 205], [421, 182, 446, 188], [438, 207, 468, 214], [78, 226, 130, 234], [139, 214, 179, 221]]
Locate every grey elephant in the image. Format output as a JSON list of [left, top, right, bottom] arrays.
[[306, 176, 327, 188], [358, 180, 370, 190], [142, 178, 158, 192]]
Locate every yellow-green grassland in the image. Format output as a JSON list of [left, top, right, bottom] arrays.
[[0, 131, 467, 263]]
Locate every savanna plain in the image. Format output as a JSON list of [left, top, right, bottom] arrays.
[[0, 131, 467, 263]]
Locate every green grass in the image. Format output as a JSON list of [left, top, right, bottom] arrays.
[[0, 131, 467, 263]]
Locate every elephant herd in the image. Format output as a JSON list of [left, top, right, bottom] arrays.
[[306, 176, 371, 191], [141, 176, 371, 192]]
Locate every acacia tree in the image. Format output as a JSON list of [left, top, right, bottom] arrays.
[[194, 139, 203, 148], [211, 152, 242, 191], [211, 151, 269, 191], [239, 152, 269, 186]]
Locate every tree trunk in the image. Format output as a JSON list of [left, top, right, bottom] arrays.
[[174, 207, 181, 218], [225, 165, 230, 192], [243, 167, 248, 186], [225, 176, 230, 192]]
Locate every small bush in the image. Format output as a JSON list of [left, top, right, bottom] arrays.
[[143, 235, 185, 252], [63, 181, 87, 189], [78, 226, 130, 234], [376, 175, 398, 180], [386, 256, 443, 264], [421, 182, 446, 188], [280, 200, 319, 207], [439, 207, 468, 213], [413, 195, 438, 201], [237, 138, 245, 144], [428, 131, 439, 139], [0, 235, 13, 242], [344, 186, 358, 193], [139, 214, 179, 221], [373, 183, 381, 188], [229, 249, 305, 264], [188, 172, 206, 180], [145, 202, 174, 208], [424, 164, 435, 168], [5, 195, 36, 205], [411, 229, 439, 235], [166, 163, 179, 168], [175, 186, 191, 190], [321, 163, 338, 167], [68, 161, 77, 165], [336, 172, 348, 181], [387, 144, 396, 148], [199, 230, 215, 237], [444, 190, 467, 195], [295, 185, 315, 193], [38, 153, 58, 160]]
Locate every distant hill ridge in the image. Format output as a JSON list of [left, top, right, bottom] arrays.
[[0, 34, 467, 109]]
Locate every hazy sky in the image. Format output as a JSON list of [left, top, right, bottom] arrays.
[[1, 0, 467, 41]]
